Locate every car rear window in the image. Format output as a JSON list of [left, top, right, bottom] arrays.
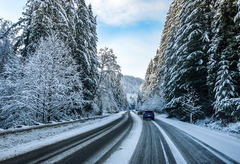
[[144, 111, 154, 114]]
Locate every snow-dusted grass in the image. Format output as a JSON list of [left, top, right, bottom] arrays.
[[0, 112, 124, 161], [156, 114, 240, 162]]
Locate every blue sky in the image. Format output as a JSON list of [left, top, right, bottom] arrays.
[[0, 0, 171, 79]]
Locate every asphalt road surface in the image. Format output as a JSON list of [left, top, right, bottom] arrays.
[[130, 118, 238, 164]]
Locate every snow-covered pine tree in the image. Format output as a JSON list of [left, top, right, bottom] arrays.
[[162, 0, 214, 118], [14, 0, 52, 56], [214, 52, 238, 115], [156, 0, 182, 104], [14, 1, 53, 53], [87, 4, 98, 60], [14, 0, 76, 56], [0, 19, 15, 74], [209, 0, 240, 118], [86, 4, 99, 107], [234, 0, 240, 119], [73, 0, 98, 112], [141, 59, 154, 91], [55, 0, 74, 42], [207, 0, 224, 97], [162, 0, 183, 108], [62, 0, 76, 49]]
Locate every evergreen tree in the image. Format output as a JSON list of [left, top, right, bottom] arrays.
[[161, 0, 183, 107], [163, 0, 215, 118], [15, 0, 51, 56], [86, 4, 99, 104], [234, 0, 240, 119], [73, 0, 98, 111], [214, 53, 238, 115], [0, 19, 14, 73], [209, 0, 240, 117]]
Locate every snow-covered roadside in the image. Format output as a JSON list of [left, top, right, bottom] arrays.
[[104, 111, 143, 164], [0, 115, 110, 150], [196, 119, 240, 139], [0, 112, 124, 161], [156, 114, 240, 162]]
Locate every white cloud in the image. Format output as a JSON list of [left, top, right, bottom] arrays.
[[86, 0, 170, 25]]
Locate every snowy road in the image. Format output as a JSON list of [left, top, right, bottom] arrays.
[[129, 118, 239, 164], [0, 112, 240, 164], [130, 119, 177, 164], [155, 119, 237, 164]]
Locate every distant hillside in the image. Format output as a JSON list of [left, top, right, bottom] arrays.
[[122, 75, 144, 94], [121, 75, 144, 109]]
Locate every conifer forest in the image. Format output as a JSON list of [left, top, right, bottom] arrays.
[[139, 0, 240, 122]]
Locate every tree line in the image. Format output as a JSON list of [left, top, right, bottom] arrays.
[[139, 0, 240, 122], [0, 0, 127, 129]]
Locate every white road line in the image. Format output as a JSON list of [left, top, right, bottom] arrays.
[[152, 121, 187, 164], [160, 140, 170, 164]]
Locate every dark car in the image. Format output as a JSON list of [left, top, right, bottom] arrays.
[[137, 110, 144, 115], [143, 111, 155, 120]]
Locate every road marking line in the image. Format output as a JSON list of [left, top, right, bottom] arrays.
[[160, 140, 170, 164], [152, 121, 187, 164]]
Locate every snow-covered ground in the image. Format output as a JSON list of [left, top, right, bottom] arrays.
[[0, 111, 239, 163]]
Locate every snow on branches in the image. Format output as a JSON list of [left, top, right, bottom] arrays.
[[0, 35, 83, 128]]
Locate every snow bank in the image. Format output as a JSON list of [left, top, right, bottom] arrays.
[[196, 118, 240, 139]]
